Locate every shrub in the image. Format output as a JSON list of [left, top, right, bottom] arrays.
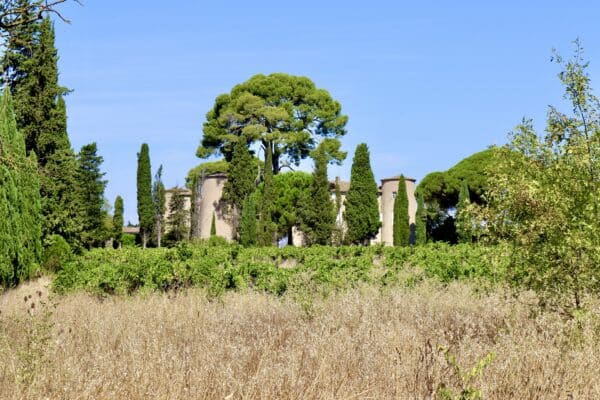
[[42, 235, 72, 272]]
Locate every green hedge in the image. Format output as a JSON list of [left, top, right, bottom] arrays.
[[54, 243, 508, 296]]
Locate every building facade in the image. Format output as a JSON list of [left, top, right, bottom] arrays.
[[168, 173, 417, 246]]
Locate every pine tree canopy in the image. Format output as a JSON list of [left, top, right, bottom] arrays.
[[198, 73, 348, 174]]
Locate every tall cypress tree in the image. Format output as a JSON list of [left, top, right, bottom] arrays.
[[136, 143, 153, 248], [257, 144, 276, 246], [113, 195, 124, 248], [393, 175, 410, 246], [166, 188, 188, 243], [0, 88, 42, 286], [456, 180, 471, 243], [222, 138, 256, 237], [77, 143, 107, 249], [299, 146, 335, 245], [415, 192, 427, 245], [152, 165, 165, 247], [343, 143, 380, 245]]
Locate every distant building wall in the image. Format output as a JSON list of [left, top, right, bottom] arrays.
[[379, 176, 417, 246], [164, 188, 192, 235], [196, 173, 234, 241]]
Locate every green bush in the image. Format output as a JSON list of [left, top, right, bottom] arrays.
[[121, 233, 137, 247], [42, 235, 72, 272]]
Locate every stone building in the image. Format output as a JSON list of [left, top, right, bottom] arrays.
[[167, 173, 417, 246]]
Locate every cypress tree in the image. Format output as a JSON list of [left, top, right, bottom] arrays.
[[393, 175, 410, 246], [257, 144, 276, 246], [415, 193, 427, 245], [152, 165, 165, 247], [222, 138, 256, 236], [166, 188, 188, 243], [136, 143, 153, 248], [456, 180, 471, 243], [113, 195, 124, 248], [77, 143, 107, 249], [0, 88, 42, 286], [299, 146, 335, 245], [343, 143, 380, 245], [210, 212, 217, 236], [239, 194, 257, 247]]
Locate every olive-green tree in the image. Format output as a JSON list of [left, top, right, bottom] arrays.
[[414, 193, 427, 245], [136, 143, 153, 248], [76, 143, 107, 249], [455, 181, 471, 243], [152, 165, 165, 247], [476, 41, 600, 313], [112, 195, 123, 248], [343, 143, 380, 245], [0, 88, 42, 286], [257, 145, 276, 246], [393, 175, 410, 246], [239, 193, 257, 247]]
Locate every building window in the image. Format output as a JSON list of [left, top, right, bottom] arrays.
[[392, 191, 397, 199]]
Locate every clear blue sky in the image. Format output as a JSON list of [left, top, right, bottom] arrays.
[[53, 1, 600, 224]]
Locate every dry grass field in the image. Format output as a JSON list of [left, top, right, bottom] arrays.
[[1, 278, 599, 399]]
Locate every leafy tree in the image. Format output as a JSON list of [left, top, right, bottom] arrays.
[[198, 73, 348, 174], [299, 146, 335, 245], [152, 165, 165, 247], [476, 41, 600, 312], [239, 193, 257, 247], [166, 188, 189, 243], [343, 143, 380, 245], [393, 175, 410, 246], [186, 159, 230, 188], [76, 143, 107, 249], [257, 145, 276, 245], [455, 181, 471, 243], [112, 195, 123, 248], [136, 143, 153, 248], [0, 0, 75, 36], [272, 171, 312, 245], [414, 193, 427, 245], [0, 88, 42, 286]]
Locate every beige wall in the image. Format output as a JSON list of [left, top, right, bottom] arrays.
[[197, 174, 234, 241], [380, 178, 417, 246]]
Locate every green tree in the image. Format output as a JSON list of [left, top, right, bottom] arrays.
[[152, 165, 165, 247], [222, 137, 257, 236], [239, 193, 257, 247], [166, 188, 189, 243], [343, 143, 380, 245], [76, 143, 107, 249], [198, 73, 348, 174], [272, 171, 312, 245], [414, 193, 427, 245], [257, 145, 276, 246], [136, 143, 153, 248], [477, 41, 600, 312], [210, 212, 216, 236], [299, 146, 335, 245], [393, 175, 410, 246], [0, 87, 42, 286], [455, 181, 471, 243], [112, 195, 123, 248]]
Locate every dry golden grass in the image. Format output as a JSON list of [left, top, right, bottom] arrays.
[[1, 280, 599, 399]]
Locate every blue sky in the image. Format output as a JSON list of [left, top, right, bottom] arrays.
[[53, 1, 600, 223]]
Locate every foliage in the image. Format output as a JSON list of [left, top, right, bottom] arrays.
[[112, 195, 124, 248], [415, 193, 427, 245], [198, 73, 348, 174], [393, 175, 410, 246], [299, 146, 335, 245], [239, 193, 258, 247], [273, 171, 312, 244], [151, 165, 165, 247], [418, 148, 500, 243], [455, 181, 471, 244], [436, 347, 495, 400], [210, 212, 216, 236], [0, 88, 42, 286], [41, 234, 71, 272], [257, 145, 276, 246], [76, 143, 108, 249], [53, 242, 507, 296], [121, 233, 136, 247], [186, 159, 230, 188], [343, 143, 381, 244], [136, 143, 153, 248], [165, 188, 189, 244], [475, 41, 600, 313]]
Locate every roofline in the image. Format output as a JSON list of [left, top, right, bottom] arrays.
[[381, 176, 416, 183]]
